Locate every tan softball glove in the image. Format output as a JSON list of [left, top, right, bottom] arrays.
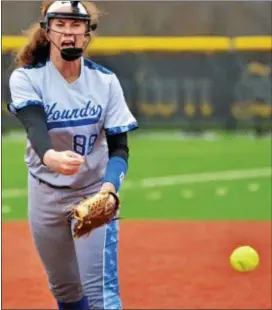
[[67, 190, 120, 239]]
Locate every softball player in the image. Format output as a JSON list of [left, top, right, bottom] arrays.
[[8, 1, 138, 309]]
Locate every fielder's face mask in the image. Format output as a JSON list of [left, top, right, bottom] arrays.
[[40, 1, 97, 61]]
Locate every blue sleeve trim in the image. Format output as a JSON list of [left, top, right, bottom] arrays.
[[103, 157, 128, 192], [8, 100, 44, 115], [105, 122, 139, 135], [84, 58, 113, 75]]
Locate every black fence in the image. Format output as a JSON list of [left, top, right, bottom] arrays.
[[2, 50, 271, 132]]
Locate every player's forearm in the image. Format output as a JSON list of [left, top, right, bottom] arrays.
[[103, 132, 129, 192], [16, 105, 52, 163], [102, 157, 128, 192]]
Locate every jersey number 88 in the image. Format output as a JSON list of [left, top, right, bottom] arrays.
[[73, 134, 98, 156]]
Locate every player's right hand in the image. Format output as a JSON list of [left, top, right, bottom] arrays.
[[43, 149, 85, 175]]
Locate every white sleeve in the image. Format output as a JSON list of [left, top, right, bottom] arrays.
[[104, 74, 138, 135], [9, 69, 43, 115]]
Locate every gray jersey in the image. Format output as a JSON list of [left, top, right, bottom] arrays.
[[9, 57, 138, 189]]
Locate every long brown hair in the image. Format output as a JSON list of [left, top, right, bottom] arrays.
[[15, 1, 100, 67]]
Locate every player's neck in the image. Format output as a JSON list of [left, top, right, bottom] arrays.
[[51, 54, 81, 83]]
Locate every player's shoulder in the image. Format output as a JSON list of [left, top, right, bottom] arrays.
[[9, 66, 30, 86], [9, 61, 48, 89], [10, 60, 48, 79], [83, 58, 114, 76], [23, 59, 49, 70], [17, 59, 49, 73]]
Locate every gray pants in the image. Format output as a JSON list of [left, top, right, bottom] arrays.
[[28, 173, 121, 309]]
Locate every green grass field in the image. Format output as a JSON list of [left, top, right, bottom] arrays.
[[2, 131, 271, 221]]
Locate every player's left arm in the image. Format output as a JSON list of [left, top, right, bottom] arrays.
[[101, 73, 138, 193], [101, 132, 129, 193]]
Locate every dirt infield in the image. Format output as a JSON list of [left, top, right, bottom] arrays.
[[2, 221, 272, 309]]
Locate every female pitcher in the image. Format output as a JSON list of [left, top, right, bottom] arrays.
[[8, 1, 138, 309]]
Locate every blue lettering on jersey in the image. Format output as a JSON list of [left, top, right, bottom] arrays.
[[44, 101, 102, 130]]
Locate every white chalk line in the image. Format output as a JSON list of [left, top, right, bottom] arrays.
[[132, 167, 271, 189], [2, 167, 271, 199]]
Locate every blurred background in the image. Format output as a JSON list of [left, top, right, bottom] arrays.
[[1, 1, 272, 222], [2, 1, 272, 134]]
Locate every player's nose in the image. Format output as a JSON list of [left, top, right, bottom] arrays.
[[62, 25, 74, 36], [62, 31, 74, 38]]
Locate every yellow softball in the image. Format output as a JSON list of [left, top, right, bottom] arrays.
[[230, 246, 260, 272]]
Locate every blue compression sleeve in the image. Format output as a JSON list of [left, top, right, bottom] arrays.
[[103, 156, 128, 192], [57, 296, 89, 309]]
